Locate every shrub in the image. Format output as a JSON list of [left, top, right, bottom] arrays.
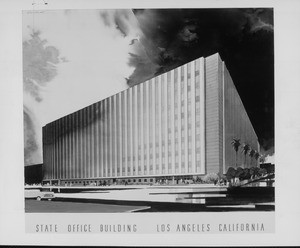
[[250, 166, 259, 178], [258, 168, 267, 176], [195, 176, 203, 183], [235, 167, 244, 178], [226, 167, 236, 180], [240, 168, 251, 180], [203, 173, 219, 184]]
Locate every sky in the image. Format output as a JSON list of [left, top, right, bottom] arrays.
[[23, 9, 141, 164], [23, 8, 274, 165]]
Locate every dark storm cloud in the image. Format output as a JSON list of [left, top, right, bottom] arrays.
[[99, 10, 160, 86], [126, 51, 159, 86], [178, 25, 198, 42], [131, 9, 274, 152]]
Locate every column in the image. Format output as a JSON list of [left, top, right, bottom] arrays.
[[101, 102, 104, 178], [85, 108, 89, 180], [110, 97, 113, 178], [184, 64, 188, 174], [108, 99, 111, 178], [191, 61, 196, 173], [89, 106, 93, 179], [103, 100, 107, 178], [90, 107, 93, 179], [124, 91, 128, 177], [134, 86, 139, 176], [74, 114, 78, 179], [95, 103, 99, 178], [178, 67, 182, 174], [151, 79, 155, 176], [81, 110, 84, 179], [222, 62, 226, 174], [146, 81, 150, 175], [140, 83, 144, 176], [163, 74, 168, 175], [171, 70, 175, 174], [68, 115, 72, 179], [99, 103, 103, 178], [200, 57, 206, 174], [129, 88, 133, 176], [114, 95, 118, 178], [158, 75, 162, 175], [133, 87, 137, 176], [119, 94, 123, 177]]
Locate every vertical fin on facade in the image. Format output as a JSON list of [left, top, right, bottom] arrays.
[[42, 53, 260, 183]]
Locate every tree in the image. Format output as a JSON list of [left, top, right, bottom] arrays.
[[249, 148, 256, 166], [241, 143, 251, 167], [231, 138, 241, 168], [254, 151, 260, 165]]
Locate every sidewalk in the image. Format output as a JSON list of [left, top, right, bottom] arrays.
[[53, 185, 227, 205]]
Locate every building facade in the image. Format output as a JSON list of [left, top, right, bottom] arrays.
[[42, 53, 259, 185]]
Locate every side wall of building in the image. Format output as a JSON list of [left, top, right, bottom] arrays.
[[223, 63, 259, 172], [205, 53, 224, 175]]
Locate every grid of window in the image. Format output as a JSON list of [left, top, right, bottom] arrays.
[[44, 56, 212, 181]]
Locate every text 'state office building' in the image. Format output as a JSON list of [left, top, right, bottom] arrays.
[[42, 53, 259, 185]]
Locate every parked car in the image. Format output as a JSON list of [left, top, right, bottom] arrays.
[[25, 189, 55, 201]]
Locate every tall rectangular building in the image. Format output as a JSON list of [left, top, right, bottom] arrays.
[[42, 53, 259, 185]]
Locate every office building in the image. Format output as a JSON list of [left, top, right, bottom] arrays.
[[42, 53, 259, 185]]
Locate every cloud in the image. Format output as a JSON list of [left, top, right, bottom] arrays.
[[178, 25, 198, 42], [23, 30, 62, 165], [23, 30, 61, 102], [23, 103, 42, 165], [99, 9, 161, 86], [23, 10, 142, 165], [244, 8, 274, 33], [99, 9, 141, 38]]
